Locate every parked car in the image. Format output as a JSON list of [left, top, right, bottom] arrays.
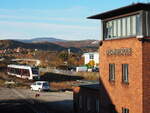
[[68, 66, 76, 71], [92, 67, 99, 72], [76, 66, 88, 72], [30, 81, 50, 92]]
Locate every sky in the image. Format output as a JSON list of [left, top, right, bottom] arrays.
[[0, 0, 149, 40]]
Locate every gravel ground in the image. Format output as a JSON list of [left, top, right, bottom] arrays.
[[16, 88, 73, 112], [0, 87, 73, 113]]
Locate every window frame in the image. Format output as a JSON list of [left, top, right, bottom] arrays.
[[87, 97, 91, 111], [95, 99, 100, 113], [103, 12, 142, 40], [109, 64, 115, 82], [122, 64, 129, 84], [79, 95, 82, 109], [89, 54, 94, 60], [126, 16, 131, 36], [122, 108, 129, 113], [117, 19, 122, 37]]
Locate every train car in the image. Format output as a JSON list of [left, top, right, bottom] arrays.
[[7, 64, 40, 80]]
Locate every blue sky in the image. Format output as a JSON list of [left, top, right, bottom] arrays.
[[0, 0, 148, 40]]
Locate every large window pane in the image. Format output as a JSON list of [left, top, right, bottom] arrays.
[[106, 21, 113, 38], [117, 19, 121, 37], [122, 18, 126, 36], [113, 20, 117, 38], [136, 14, 142, 36], [145, 11, 150, 36], [104, 14, 140, 40], [127, 17, 131, 36], [147, 11, 150, 36], [131, 15, 136, 35], [105, 22, 109, 39]]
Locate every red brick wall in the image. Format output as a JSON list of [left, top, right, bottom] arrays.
[[142, 42, 150, 113], [99, 38, 143, 113]]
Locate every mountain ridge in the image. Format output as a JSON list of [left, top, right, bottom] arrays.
[[1, 37, 99, 53], [0, 40, 82, 53], [11, 37, 67, 43]]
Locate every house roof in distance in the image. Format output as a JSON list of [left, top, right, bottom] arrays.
[[87, 3, 150, 20]]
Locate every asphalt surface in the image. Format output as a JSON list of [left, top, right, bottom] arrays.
[[0, 87, 73, 113]]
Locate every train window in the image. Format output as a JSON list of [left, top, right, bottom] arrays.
[[22, 69, 30, 76]]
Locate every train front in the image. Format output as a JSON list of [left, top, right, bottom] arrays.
[[31, 67, 40, 80]]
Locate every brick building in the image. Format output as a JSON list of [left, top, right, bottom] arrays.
[[74, 3, 150, 113]]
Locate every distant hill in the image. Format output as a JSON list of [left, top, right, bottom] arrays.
[[0, 40, 81, 52], [52, 40, 99, 52], [13, 37, 67, 43], [53, 40, 99, 48], [13, 38, 99, 49], [2, 37, 99, 53]]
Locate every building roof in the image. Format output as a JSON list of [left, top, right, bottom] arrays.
[[80, 84, 100, 91], [83, 52, 99, 55], [74, 80, 100, 91], [88, 3, 150, 20]]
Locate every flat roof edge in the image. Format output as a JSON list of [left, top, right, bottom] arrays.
[[87, 3, 150, 20]]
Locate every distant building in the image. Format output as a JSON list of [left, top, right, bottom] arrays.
[[83, 52, 99, 66]]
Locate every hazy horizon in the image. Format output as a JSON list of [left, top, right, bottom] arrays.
[[0, 37, 100, 41]]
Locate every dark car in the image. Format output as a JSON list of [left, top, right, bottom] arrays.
[[92, 67, 99, 72]]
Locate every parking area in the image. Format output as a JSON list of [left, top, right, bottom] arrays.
[[0, 87, 73, 113]]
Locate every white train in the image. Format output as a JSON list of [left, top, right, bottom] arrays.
[[7, 64, 40, 80]]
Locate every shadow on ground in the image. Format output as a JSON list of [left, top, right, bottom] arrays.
[[0, 98, 73, 113]]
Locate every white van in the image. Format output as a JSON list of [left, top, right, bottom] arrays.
[[30, 81, 50, 92]]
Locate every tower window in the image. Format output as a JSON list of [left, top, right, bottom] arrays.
[[104, 14, 141, 40]]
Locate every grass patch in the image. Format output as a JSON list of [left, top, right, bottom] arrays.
[[50, 81, 76, 91], [75, 72, 99, 81], [0, 79, 5, 86]]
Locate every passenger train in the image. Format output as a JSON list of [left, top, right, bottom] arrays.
[[7, 64, 40, 80]]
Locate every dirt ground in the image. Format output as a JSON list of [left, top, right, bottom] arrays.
[[0, 87, 73, 113]]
